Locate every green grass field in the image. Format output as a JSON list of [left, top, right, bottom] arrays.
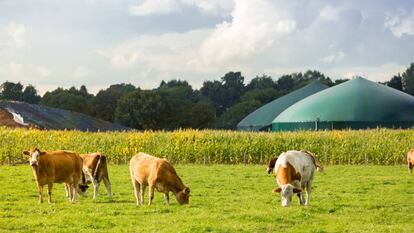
[[1, 165, 414, 233]]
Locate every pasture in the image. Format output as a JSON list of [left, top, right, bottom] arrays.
[[1, 164, 414, 232]]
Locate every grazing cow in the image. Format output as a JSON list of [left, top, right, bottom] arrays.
[[79, 152, 112, 199], [407, 149, 414, 174], [272, 150, 323, 207], [130, 152, 190, 206], [23, 148, 83, 204]]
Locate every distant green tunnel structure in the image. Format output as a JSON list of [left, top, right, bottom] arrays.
[[272, 77, 414, 131], [236, 81, 328, 131]]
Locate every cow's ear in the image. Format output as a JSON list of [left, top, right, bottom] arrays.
[[23, 151, 30, 156], [183, 187, 190, 194], [273, 187, 281, 193], [293, 188, 302, 193]]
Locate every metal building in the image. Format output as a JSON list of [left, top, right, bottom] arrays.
[[237, 81, 328, 131], [272, 77, 414, 131]]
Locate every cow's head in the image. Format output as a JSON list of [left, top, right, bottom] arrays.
[[23, 148, 43, 166], [78, 184, 89, 196], [273, 184, 302, 207], [266, 157, 278, 174], [175, 187, 190, 205]]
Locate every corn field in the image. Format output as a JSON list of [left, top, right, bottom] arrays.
[[1, 127, 413, 165]]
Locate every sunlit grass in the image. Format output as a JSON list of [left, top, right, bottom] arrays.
[[1, 165, 413, 232]]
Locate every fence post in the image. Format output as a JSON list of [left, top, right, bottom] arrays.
[[8, 153, 12, 166], [243, 153, 248, 165], [124, 155, 127, 165], [204, 155, 208, 166]]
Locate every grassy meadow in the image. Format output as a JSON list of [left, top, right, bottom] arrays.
[[1, 164, 414, 232]]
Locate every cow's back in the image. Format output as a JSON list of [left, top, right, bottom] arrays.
[[41, 151, 83, 183], [130, 152, 161, 185], [276, 150, 316, 182]]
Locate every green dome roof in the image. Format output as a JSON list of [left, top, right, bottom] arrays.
[[273, 77, 414, 131], [237, 81, 328, 131]]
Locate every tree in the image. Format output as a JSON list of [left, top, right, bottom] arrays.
[[276, 75, 295, 91], [21, 85, 41, 104], [200, 80, 223, 115], [189, 101, 216, 129], [115, 89, 164, 130], [384, 75, 403, 91], [0, 81, 23, 101], [157, 80, 197, 129], [240, 88, 282, 104], [245, 75, 276, 91], [90, 83, 135, 122], [402, 63, 414, 95], [216, 100, 262, 129], [41, 86, 93, 114], [221, 71, 245, 110], [333, 79, 349, 86]]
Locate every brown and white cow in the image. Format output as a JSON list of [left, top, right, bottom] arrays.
[[407, 149, 414, 174], [78, 152, 112, 199], [23, 148, 83, 204], [272, 150, 323, 207], [129, 152, 190, 206]]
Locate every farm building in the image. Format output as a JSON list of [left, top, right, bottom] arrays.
[[0, 101, 131, 132], [272, 77, 414, 131], [237, 81, 328, 131]]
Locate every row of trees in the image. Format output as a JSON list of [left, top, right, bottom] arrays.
[[1, 63, 414, 130]]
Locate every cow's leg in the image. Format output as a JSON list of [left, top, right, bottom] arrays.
[[64, 184, 69, 197], [409, 162, 413, 175], [297, 183, 305, 205], [103, 176, 112, 198], [298, 192, 305, 205], [163, 192, 170, 205], [305, 181, 312, 206], [148, 184, 155, 206], [47, 183, 53, 204], [65, 183, 73, 201], [38, 185, 44, 203], [70, 183, 77, 203], [132, 179, 141, 206], [92, 179, 100, 200], [140, 185, 145, 205]]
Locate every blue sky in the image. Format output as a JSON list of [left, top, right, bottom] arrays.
[[0, 0, 413, 94]]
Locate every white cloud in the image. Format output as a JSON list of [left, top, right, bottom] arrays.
[[129, 0, 181, 16], [72, 66, 95, 79], [6, 22, 27, 48], [320, 50, 345, 63], [199, 0, 296, 66], [8, 62, 24, 78], [129, 0, 233, 16], [319, 5, 341, 22], [385, 9, 414, 37], [325, 63, 407, 82], [35, 66, 51, 77], [2, 0, 414, 93], [182, 0, 233, 16], [98, 29, 209, 71]]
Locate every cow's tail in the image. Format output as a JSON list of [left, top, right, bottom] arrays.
[[93, 154, 106, 179], [82, 169, 86, 185], [303, 150, 324, 173]]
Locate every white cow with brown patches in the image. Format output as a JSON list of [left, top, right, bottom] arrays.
[[272, 150, 323, 207]]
